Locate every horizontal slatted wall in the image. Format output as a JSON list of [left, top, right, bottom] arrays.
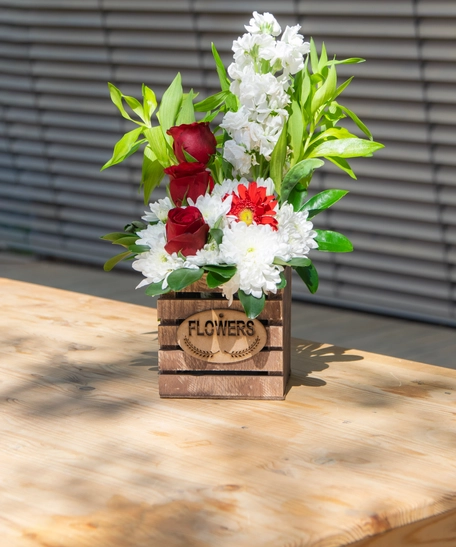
[[0, 0, 455, 325]]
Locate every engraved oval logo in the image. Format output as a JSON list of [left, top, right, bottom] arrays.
[[177, 309, 267, 363]]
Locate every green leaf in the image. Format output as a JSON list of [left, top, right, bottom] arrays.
[[338, 104, 373, 140], [144, 126, 171, 166], [301, 64, 313, 123], [128, 244, 149, 253], [269, 123, 288, 194], [167, 267, 204, 291], [308, 127, 358, 151], [101, 232, 130, 242], [327, 57, 365, 66], [273, 257, 311, 267], [144, 281, 171, 296], [182, 149, 198, 163], [318, 42, 328, 72], [142, 146, 165, 203], [309, 38, 319, 74], [301, 189, 348, 218], [334, 76, 354, 99], [101, 127, 145, 170], [112, 235, 139, 247], [206, 271, 229, 289], [103, 251, 133, 272], [288, 100, 304, 166], [211, 43, 230, 92], [142, 84, 157, 123], [208, 228, 223, 246], [311, 63, 337, 115], [308, 138, 383, 159], [194, 90, 230, 112], [203, 264, 236, 279], [287, 183, 309, 212], [124, 220, 147, 233], [123, 95, 144, 121], [107, 83, 140, 124], [176, 90, 196, 125], [288, 257, 312, 267], [202, 109, 221, 123], [295, 263, 319, 294], [280, 158, 324, 206], [315, 229, 353, 252], [238, 290, 265, 319], [157, 73, 183, 135], [277, 271, 287, 290], [325, 156, 357, 179]]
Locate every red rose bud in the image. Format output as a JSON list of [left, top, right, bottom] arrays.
[[167, 122, 217, 165], [164, 206, 209, 257], [164, 162, 214, 207]]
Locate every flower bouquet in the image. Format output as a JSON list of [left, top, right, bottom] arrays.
[[101, 11, 383, 319]]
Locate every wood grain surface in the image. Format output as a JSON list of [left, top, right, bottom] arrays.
[[1, 278, 456, 546]]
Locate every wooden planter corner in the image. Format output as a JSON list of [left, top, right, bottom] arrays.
[[157, 269, 291, 399]]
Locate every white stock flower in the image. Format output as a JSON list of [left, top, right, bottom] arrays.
[[245, 11, 281, 36], [219, 222, 283, 299], [223, 140, 252, 175], [231, 33, 276, 70], [142, 197, 173, 223], [220, 107, 262, 151], [259, 25, 310, 75]]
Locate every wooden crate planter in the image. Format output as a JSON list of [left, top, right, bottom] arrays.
[[158, 269, 291, 399]]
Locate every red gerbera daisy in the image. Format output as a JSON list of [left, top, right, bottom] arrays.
[[228, 182, 278, 230]]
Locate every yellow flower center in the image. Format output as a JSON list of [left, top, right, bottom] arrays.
[[238, 207, 254, 225]]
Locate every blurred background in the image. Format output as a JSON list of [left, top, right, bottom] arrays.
[[1, 0, 455, 328]]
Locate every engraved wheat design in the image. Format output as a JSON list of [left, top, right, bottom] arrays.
[[224, 336, 261, 358], [183, 336, 219, 358]]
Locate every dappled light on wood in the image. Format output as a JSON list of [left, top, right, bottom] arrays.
[[2, 278, 456, 546]]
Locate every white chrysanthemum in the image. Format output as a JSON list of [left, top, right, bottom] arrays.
[[219, 222, 283, 299], [142, 197, 173, 223], [184, 239, 221, 268], [187, 193, 233, 229], [256, 177, 276, 195], [132, 248, 186, 290], [223, 140, 252, 175], [276, 203, 318, 260], [135, 222, 166, 248], [211, 177, 248, 198], [245, 11, 281, 36]]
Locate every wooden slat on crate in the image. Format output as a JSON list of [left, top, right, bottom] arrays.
[[158, 298, 284, 323], [158, 349, 285, 372], [159, 324, 285, 348], [158, 374, 286, 399]]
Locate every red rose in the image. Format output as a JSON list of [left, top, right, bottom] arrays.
[[167, 122, 217, 164], [164, 162, 214, 207], [164, 206, 209, 257]]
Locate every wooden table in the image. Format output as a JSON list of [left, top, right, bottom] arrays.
[[1, 278, 456, 547]]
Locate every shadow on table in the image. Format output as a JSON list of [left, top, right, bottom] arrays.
[[286, 339, 364, 392]]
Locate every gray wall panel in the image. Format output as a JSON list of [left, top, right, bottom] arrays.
[[0, 0, 455, 324]]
